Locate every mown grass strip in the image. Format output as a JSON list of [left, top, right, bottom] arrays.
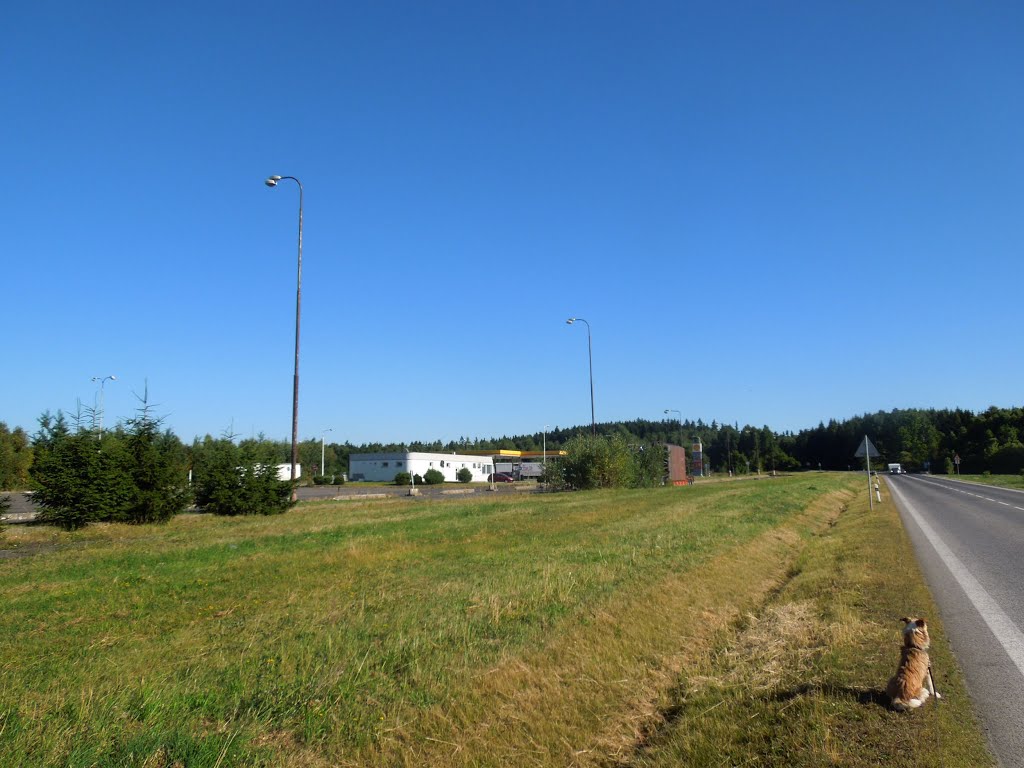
[[617, 479, 995, 768], [0, 475, 994, 766]]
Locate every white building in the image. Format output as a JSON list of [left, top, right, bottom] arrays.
[[274, 463, 300, 481], [348, 452, 495, 483]]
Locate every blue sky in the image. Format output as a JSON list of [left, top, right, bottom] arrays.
[[4, 2, 1022, 445]]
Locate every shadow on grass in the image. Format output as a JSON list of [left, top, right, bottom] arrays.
[[770, 682, 889, 709]]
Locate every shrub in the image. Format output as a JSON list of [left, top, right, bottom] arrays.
[[552, 434, 664, 490], [629, 443, 666, 488], [394, 471, 412, 486], [456, 467, 472, 483], [423, 468, 444, 485], [313, 474, 344, 485], [559, 434, 633, 490], [30, 397, 191, 530], [413, 474, 423, 485], [191, 437, 294, 516], [31, 412, 136, 530], [118, 399, 191, 524], [541, 460, 565, 490]]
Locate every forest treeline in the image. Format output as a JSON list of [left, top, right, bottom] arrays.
[[3, 405, 1024, 490], [346, 405, 1024, 477]]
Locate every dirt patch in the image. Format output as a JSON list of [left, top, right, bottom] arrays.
[[0, 541, 63, 559]]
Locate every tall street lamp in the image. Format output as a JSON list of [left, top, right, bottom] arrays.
[[321, 428, 333, 478], [265, 174, 303, 497], [543, 424, 549, 465], [566, 317, 595, 435], [91, 374, 117, 434]]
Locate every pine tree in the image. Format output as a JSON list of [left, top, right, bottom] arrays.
[[119, 392, 191, 524], [191, 435, 294, 516]]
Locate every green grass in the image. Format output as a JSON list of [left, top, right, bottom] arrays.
[[951, 473, 1024, 491], [620, 477, 993, 767], [0, 476, 994, 766]]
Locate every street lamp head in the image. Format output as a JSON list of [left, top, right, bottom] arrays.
[[110, 375, 116, 381], [566, 318, 575, 325], [265, 175, 282, 188]]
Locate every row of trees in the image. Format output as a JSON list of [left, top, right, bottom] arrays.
[[460, 407, 1024, 477], [26, 397, 294, 530], [5, 405, 1024, 500], [784, 407, 1024, 474], [0, 422, 32, 491]]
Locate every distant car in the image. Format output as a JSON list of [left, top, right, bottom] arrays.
[[488, 472, 515, 483]]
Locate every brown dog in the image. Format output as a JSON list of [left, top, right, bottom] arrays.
[[887, 617, 940, 710]]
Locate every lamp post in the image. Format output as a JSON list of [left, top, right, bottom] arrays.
[[321, 428, 332, 478], [543, 424, 549, 465], [566, 317, 595, 435], [91, 375, 117, 434], [663, 409, 683, 449], [265, 174, 303, 498]]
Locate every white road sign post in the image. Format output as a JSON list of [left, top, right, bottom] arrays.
[[854, 435, 881, 510]]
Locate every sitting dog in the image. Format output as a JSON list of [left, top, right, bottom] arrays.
[[887, 617, 940, 710]]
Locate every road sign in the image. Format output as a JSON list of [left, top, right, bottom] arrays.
[[854, 435, 880, 459]]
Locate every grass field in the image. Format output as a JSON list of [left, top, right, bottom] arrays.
[[0, 475, 994, 767]]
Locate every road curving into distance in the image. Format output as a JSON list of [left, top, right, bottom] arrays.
[[888, 474, 1024, 768]]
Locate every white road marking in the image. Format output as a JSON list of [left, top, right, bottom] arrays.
[[909, 476, 1024, 516], [888, 482, 1024, 681]]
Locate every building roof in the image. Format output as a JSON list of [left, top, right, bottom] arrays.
[[458, 449, 567, 458]]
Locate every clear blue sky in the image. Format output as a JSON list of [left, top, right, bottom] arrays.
[[4, 2, 1022, 445]]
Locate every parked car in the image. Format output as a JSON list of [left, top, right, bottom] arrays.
[[488, 472, 515, 483]]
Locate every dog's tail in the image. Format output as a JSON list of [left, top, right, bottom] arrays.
[[890, 689, 930, 711]]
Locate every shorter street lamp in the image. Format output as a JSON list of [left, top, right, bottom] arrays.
[[663, 409, 683, 448], [321, 428, 333, 478], [566, 317, 595, 435], [91, 375, 117, 434]]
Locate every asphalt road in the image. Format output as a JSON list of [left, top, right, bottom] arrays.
[[887, 474, 1024, 768]]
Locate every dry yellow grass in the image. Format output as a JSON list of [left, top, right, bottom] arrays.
[[352, 489, 850, 767]]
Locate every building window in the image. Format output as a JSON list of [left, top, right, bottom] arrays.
[[396, 461, 403, 467], [382, 462, 389, 468]]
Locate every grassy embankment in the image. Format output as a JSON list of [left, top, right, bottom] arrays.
[[1, 475, 993, 767], [950, 473, 1024, 491]]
